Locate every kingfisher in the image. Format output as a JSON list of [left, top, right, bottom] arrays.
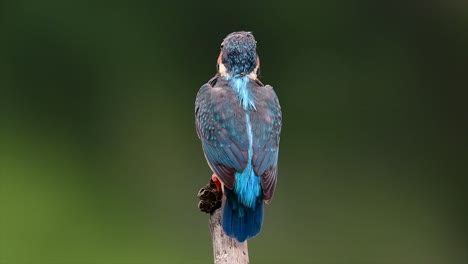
[[195, 31, 282, 242]]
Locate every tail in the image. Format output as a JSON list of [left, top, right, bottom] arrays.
[[222, 188, 264, 242]]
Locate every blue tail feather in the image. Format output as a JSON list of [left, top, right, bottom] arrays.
[[223, 188, 264, 242]]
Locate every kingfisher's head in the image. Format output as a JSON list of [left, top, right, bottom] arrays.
[[217, 31, 259, 79]]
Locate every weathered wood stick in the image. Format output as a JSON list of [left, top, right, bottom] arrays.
[[198, 180, 249, 264], [209, 208, 249, 264]]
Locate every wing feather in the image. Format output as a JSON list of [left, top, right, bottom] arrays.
[[195, 78, 249, 189], [251, 85, 282, 202]]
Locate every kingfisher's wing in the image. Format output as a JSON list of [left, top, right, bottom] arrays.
[[195, 79, 249, 189], [251, 85, 282, 203]]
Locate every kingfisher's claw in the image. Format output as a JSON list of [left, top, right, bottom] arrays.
[[197, 179, 222, 214]]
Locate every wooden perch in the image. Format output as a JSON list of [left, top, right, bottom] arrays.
[[198, 180, 250, 264], [209, 208, 249, 264]]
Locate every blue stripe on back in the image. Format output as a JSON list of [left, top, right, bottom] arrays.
[[226, 75, 261, 209], [226, 75, 256, 111], [234, 112, 261, 208]]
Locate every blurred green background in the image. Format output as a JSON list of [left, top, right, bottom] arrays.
[[1, 1, 467, 263]]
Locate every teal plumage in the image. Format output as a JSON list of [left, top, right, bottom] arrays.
[[195, 32, 281, 242]]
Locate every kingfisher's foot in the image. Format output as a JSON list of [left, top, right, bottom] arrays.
[[197, 179, 222, 214], [211, 174, 222, 193]]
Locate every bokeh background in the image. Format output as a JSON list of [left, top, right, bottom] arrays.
[[1, 1, 467, 263]]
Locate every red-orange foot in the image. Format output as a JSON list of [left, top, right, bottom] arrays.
[[211, 174, 222, 193]]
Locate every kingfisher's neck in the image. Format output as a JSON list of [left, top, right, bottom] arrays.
[[225, 75, 256, 111], [218, 62, 258, 80]]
